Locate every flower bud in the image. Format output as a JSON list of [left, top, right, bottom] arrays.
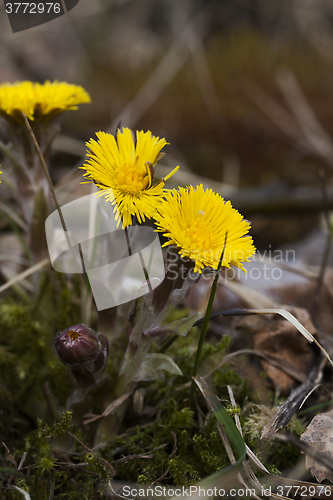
[[54, 324, 108, 378]]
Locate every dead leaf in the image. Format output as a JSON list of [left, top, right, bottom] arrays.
[[300, 410, 333, 483], [271, 276, 333, 339], [235, 306, 316, 394], [2, 442, 17, 468]]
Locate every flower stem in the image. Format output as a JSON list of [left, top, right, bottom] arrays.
[[190, 233, 227, 404], [124, 226, 152, 292], [22, 112, 90, 320], [22, 113, 68, 242]]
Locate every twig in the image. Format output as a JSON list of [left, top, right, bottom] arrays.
[[67, 431, 115, 477]]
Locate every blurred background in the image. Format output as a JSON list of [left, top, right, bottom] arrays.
[[1, 0, 333, 276]]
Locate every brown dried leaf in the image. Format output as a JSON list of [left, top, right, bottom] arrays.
[[300, 410, 333, 483], [271, 277, 333, 340], [237, 306, 316, 394], [2, 442, 17, 469]]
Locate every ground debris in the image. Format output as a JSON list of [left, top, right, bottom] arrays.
[[233, 306, 317, 394]]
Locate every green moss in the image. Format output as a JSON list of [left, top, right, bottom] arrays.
[[85, 453, 112, 481], [98, 400, 231, 486], [242, 403, 305, 470], [212, 365, 253, 405], [25, 411, 72, 450], [0, 273, 82, 429]]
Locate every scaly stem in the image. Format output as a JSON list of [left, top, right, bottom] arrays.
[[190, 233, 227, 404], [22, 113, 70, 250]]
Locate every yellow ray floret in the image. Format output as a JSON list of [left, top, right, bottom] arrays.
[[154, 184, 256, 274], [0, 80, 90, 120], [81, 127, 179, 228]]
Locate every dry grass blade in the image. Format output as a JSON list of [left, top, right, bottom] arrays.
[[0, 255, 32, 266], [245, 444, 332, 499], [0, 258, 49, 294], [257, 256, 318, 280], [4, 486, 31, 499], [223, 280, 279, 308], [244, 78, 305, 145], [0, 201, 28, 231], [205, 307, 333, 366], [1, 268, 35, 293], [53, 135, 86, 158], [277, 70, 333, 166], [227, 386, 300, 500], [194, 376, 246, 465], [226, 386, 264, 500], [83, 392, 131, 425], [108, 6, 213, 132], [68, 431, 115, 477], [148, 432, 177, 488]]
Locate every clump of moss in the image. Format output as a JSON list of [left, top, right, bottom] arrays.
[[212, 364, 253, 405], [98, 399, 231, 486], [242, 403, 305, 471], [242, 403, 305, 448], [0, 273, 82, 423]]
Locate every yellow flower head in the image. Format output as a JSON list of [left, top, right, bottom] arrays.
[[81, 127, 179, 228], [154, 184, 256, 274], [0, 80, 90, 120]]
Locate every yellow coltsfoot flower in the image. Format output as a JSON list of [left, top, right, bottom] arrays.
[[81, 127, 179, 228], [0, 80, 90, 120], [154, 184, 256, 274]]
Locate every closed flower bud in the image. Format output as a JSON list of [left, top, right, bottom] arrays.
[[54, 324, 108, 377]]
